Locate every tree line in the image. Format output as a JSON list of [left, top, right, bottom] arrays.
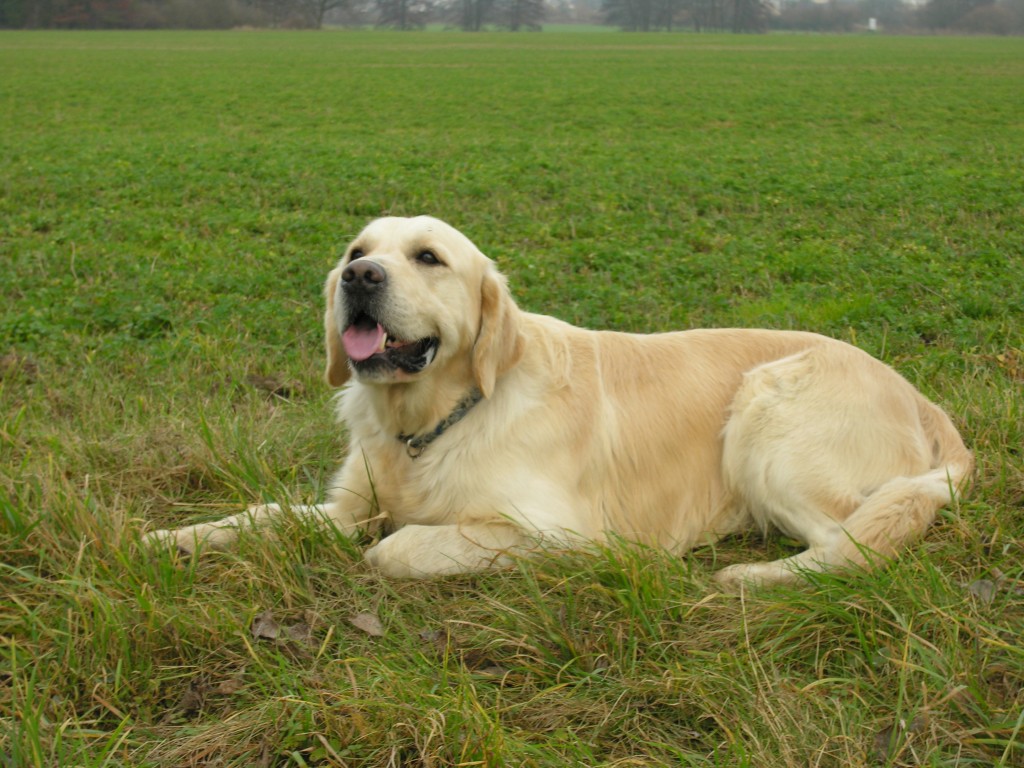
[[603, 0, 1024, 32], [774, 0, 1024, 33], [0, 0, 544, 29], [602, 0, 770, 32], [1, 0, 1022, 32]]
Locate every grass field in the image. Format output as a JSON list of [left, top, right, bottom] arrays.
[[1, 30, 1023, 767]]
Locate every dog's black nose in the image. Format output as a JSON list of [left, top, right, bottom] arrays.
[[342, 259, 387, 291]]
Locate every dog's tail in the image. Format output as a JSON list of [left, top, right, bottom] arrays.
[[829, 395, 973, 568]]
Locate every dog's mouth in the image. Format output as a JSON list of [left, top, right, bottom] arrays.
[[342, 313, 439, 375]]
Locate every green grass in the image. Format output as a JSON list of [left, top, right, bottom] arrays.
[[1, 30, 1022, 767]]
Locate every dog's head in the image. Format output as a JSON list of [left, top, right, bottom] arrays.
[[324, 216, 524, 397]]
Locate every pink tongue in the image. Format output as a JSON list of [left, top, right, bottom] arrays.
[[342, 323, 385, 362]]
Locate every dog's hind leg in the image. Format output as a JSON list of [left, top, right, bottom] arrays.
[[712, 468, 968, 590], [711, 345, 971, 591]]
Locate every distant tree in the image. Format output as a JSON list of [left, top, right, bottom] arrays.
[[954, 0, 1019, 30], [546, 0, 602, 23], [245, 0, 353, 26], [656, 0, 684, 29], [145, 0, 262, 29], [730, 0, 769, 30], [601, 0, 658, 30], [598, 0, 679, 31], [452, 0, 492, 29], [304, 0, 349, 25], [376, 0, 429, 27], [773, 0, 859, 31], [244, 0, 289, 24], [2, 0, 352, 26], [860, 0, 913, 28], [494, 0, 543, 29], [0, 0, 28, 26], [605, 0, 765, 31], [692, 0, 728, 31], [920, 0, 994, 27], [41, 0, 137, 27], [1004, 0, 1024, 30]]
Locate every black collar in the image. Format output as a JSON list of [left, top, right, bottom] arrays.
[[397, 388, 483, 459]]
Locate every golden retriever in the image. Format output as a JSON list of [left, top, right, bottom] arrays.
[[145, 216, 972, 588]]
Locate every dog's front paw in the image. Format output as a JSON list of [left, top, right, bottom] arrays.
[[713, 560, 802, 592], [712, 563, 762, 593], [140, 527, 196, 558], [363, 534, 429, 579]]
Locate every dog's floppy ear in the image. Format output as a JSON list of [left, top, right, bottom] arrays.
[[473, 268, 524, 398], [324, 265, 350, 388]]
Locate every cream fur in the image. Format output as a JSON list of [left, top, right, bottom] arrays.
[[145, 216, 973, 588]]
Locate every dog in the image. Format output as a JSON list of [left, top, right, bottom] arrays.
[[144, 216, 972, 588]]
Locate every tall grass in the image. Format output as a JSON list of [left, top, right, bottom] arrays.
[[1, 30, 1022, 766]]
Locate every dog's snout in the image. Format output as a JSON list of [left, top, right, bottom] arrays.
[[342, 259, 387, 291]]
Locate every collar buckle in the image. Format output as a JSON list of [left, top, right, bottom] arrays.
[[396, 387, 483, 460]]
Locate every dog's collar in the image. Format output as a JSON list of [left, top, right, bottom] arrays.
[[397, 388, 484, 459]]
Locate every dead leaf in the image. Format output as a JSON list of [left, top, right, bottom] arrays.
[[349, 612, 385, 637], [214, 675, 245, 695], [967, 578, 998, 604], [251, 609, 280, 640], [992, 349, 1023, 382], [417, 625, 514, 681], [283, 621, 313, 644], [159, 678, 207, 724], [177, 688, 205, 715], [246, 374, 302, 400], [460, 646, 501, 672], [872, 715, 929, 762], [419, 628, 447, 651], [0, 353, 38, 382]]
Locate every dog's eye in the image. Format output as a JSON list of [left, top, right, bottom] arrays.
[[349, 248, 365, 262], [416, 250, 442, 266]]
